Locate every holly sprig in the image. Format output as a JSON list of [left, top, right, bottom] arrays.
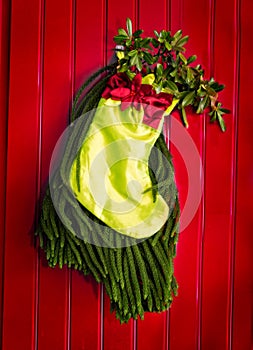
[[114, 18, 229, 131]]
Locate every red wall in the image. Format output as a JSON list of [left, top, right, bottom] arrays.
[[0, 0, 252, 349]]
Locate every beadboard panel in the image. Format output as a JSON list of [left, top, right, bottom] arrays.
[[1, 0, 252, 349]]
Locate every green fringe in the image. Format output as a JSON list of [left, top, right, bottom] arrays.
[[37, 64, 180, 323]]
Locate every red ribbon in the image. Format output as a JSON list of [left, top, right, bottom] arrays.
[[102, 73, 173, 129]]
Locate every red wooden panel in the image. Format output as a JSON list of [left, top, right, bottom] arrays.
[[201, 1, 236, 348], [169, 114, 204, 350], [169, 0, 209, 349], [0, 2, 10, 344], [2, 0, 43, 348], [136, 5, 168, 350], [74, 0, 106, 88], [70, 1, 105, 348], [107, 0, 137, 59], [103, 293, 135, 350], [1, 1, 252, 349], [233, 0, 253, 348], [139, 0, 169, 36], [0, 0, 10, 345], [37, 1, 74, 349]]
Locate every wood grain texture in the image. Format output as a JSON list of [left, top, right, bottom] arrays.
[[37, 1, 73, 349]]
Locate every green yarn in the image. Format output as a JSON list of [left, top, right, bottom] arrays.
[[36, 63, 180, 323]]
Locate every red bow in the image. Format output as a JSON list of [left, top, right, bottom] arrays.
[[102, 73, 173, 129]]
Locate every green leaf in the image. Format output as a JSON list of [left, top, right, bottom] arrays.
[[154, 30, 160, 37], [209, 110, 217, 122], [114, 35, 129, 43], [165, 41, 172, 50], [119, 63, 129, 72], [160, 30, 167, 38], [196, 95, 208, 114], [186, 67, 194, 84], [173, 30, 182, 41], [219, 108, 230, 114], [165, 80, 178, 93], [179, 52, 187, 64], [187, 55, 197, 64], [118, 28, 128, 37], [217, 112, 226, 132], [154, 82, 163, 94], [141, 38, 152, 49], [181, 106, 189, 128], [209, 82, 225, 92], [128, 49, 138, 57], [182, 91, 195, 107], [136, 57, 142, 71], [133, 29, 144, 38], [130, 54, 139, 66], [170, 68, 177, 77], [156, 63, 163, 78], [151, 38, 160, 48], [173, 45, 185, 52], [177, 35, 189, 47], [126, 18, 132, 36], [143, 51, 154, 64]]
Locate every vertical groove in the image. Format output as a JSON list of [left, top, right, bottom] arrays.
[[135, 0, 139, 29], [102, 0, 108, 66], [67, 270, 72, 350], [196, 1, 215, 348], [100, 284, 104, 350], [133, 2, 139, 348], [0, 0, 11, 347], [196, 115, 206, 350], [132, 0, 140, 350], [164, 0, 170, 344], [165, 309, 170, 350], [228, 0, 240, 348], [208, 0, 215, 77], [67, 0, 76, 349], [167, 0, 171, 30], [34, 0, 45, 348], [133, 319, 137, 350], [179, 0, 183, 29], [100, 0, 108, 349], [164, 116, 170, 350]]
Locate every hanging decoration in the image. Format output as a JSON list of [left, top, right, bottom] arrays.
[[36, 18, 228, 323]]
